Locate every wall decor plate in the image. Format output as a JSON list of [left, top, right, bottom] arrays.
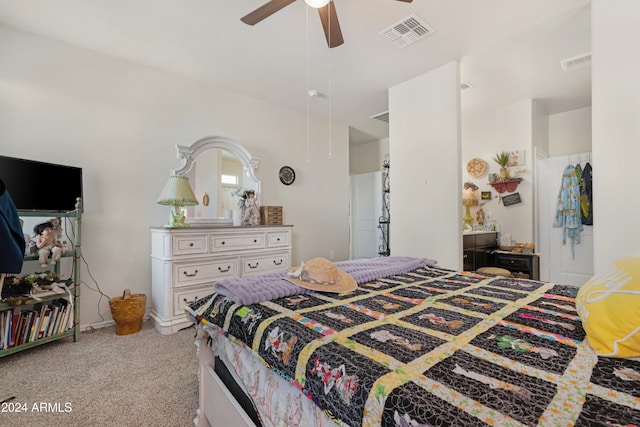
[[279, 166, 295, 185], [466, 158, 487, 178]]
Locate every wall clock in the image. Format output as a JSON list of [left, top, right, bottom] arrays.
[[279, 166, 295, 185]]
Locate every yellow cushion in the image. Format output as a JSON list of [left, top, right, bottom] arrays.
[[576, 255, 640, 358]]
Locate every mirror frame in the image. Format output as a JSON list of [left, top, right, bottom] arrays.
[[173, 135, 261, 205]]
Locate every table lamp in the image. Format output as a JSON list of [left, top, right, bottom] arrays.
[[157, 175, 199, 227], [462, 182, 479, 229]]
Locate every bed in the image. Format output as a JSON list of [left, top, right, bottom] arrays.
[[186, 257, 640, 427]]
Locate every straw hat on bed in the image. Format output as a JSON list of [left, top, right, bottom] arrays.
[[284, 257, 357, 293]]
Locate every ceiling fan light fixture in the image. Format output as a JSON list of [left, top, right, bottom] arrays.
[[305, 0, 330, 8]]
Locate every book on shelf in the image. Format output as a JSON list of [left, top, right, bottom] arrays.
[[38, 307, 52, 339], [30, 305, 47, 342], [46, 305, 60, 337], [0, 298, 73, 350], [19, 310, 32, 345], [10, 310, 19, 347], [0, 310, 9, 349]]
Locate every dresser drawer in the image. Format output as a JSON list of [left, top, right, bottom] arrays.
[[211, 233, 265, 252], [172, 234, 208, 256], [495, 255, 530, 269], [241, 253, 289, 276], [173, 285, 213, 316], [174, 258, 239, 287], [267, 232, 290, 247]]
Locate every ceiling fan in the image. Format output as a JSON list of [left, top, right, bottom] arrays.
[[241, 0, 414, 48]]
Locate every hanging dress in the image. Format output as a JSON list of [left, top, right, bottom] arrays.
[[553, 165, 583, 258], [580, 162, 593, 225]]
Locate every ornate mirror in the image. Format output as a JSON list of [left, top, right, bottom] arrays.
[[172, 136, 261, 222]]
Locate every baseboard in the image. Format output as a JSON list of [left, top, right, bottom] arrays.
[[81, 314, 151, 332]]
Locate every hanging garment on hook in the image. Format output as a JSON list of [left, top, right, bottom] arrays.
[[0, 179, 26, 274], [574, 163, 583, 184], [553, 165, 583, 258], [580, 162, 593, 225]]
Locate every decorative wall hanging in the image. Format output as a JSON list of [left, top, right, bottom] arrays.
[[466, 158, 487, 178], [378, 155, 390, 257], [502, 192, 522, 206], [507, 150, 525, 166]]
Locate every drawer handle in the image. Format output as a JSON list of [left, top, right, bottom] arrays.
[[248, 262, 259, 269], [221, 241, 226, 245], [276, 238, 281, 241], [183, 270, 199, 278], [218, 266, 231, 273], [273, 259, 283, 266], [183, 296, 199, 303], [189, 243, 194, 247], [254, 239, 258, 243]]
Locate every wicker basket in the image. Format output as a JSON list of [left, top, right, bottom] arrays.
[[109, 289, 146, 335]]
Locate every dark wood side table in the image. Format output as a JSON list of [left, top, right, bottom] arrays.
[[463, 232, 498, 271], [493, 251, 540, 281]]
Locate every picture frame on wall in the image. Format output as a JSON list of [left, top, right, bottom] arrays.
[[507, 150, 525, 167], [502, 192, 522, 206], [481, 191, 492, 200]]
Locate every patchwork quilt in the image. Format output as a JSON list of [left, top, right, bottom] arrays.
[[187, 266, 640, 427]]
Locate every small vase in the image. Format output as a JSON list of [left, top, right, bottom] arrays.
[[499, 167, 510, 181]]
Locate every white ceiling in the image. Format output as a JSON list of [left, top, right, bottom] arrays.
[[0, 0, 591, 144]]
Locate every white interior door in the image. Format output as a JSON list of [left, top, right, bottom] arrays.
[[537, 153, 593, 286], [350, 172, 382, 259]]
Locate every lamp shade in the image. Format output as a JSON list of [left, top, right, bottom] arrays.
[[157, 175, 199, 207]]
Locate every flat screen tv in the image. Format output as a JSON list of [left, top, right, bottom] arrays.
[[0, 155, 83, 212]]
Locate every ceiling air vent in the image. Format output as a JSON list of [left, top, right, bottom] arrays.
[[381, 14, 434, 49], [370, 111, 390, 124], [560, 52, 591, 71]]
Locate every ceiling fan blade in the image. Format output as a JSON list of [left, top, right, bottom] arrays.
[[318, 1, 344, 48], [241, 0, 296, 25]]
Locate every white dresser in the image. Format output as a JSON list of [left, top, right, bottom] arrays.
[[150, 225, 293, 334]]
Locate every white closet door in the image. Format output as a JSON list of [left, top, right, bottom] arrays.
[[350, 172, 382, 259], [538, 153, 593, 286]]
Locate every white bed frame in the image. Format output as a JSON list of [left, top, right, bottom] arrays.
[[194, 334, 257, 427]]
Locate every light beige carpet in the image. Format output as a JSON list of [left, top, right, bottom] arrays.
[[1, 320, 199, 427]]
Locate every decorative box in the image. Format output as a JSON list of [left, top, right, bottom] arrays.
[[260, 206, 283, 225]]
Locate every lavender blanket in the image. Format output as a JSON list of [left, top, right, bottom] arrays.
[[214, 256, 438, 305]]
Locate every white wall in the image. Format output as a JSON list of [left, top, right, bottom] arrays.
[[0, 25, 350, 328], [532, 100, 550, 155], [592, 0, 640, 273], [389, 61, 462, 270], [548, 107, 592, 156], [349, 137, 389, 175], [462, 100, 534, 243]]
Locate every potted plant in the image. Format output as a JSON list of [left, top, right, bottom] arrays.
[[493, 151, 511, 180]]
